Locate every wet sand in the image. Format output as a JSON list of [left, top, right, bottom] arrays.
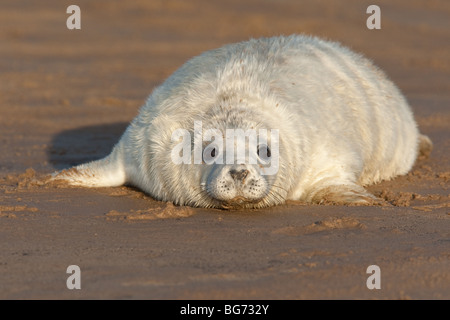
[[0, 0, 449, 299]]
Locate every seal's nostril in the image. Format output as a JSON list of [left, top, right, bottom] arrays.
[[230, 169, 249, 182]]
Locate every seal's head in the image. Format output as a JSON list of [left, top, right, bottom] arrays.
[[201, 149, 275, 209], [164, 93, 296, 209], [189, 101, 283, 209]]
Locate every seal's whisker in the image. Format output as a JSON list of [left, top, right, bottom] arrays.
[[270, 184, 289, 193]]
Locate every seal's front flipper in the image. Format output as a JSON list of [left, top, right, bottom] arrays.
[[51, 145, 126, 188], [309, 184, 382, 205]]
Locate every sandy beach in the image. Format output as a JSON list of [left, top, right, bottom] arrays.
[[0, 0, 449, 299]]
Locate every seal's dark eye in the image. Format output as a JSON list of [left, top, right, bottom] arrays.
[[257, 144, 271, 161], [203, 145, 218, 164]]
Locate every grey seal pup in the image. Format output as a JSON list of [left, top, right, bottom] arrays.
[[52, 35, 431, 209]]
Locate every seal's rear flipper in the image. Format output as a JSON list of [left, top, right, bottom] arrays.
[[418, 134, 433, 160], [51, 146, 126, 188]]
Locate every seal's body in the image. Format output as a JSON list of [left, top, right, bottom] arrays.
[[53, 35, 430, 208]]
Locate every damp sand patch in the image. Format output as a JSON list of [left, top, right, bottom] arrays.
[[272, 217, 366, 236], [106, 202, 196, 221]]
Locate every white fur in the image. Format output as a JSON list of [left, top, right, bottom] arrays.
[[52, 35, 427, 208]]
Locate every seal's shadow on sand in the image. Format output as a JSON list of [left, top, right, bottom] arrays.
[[48, 122, 129, 170]]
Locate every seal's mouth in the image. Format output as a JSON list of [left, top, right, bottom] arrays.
[[219, 196, 262, 210]]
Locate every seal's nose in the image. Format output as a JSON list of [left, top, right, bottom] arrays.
[[229, 169, 249, 182]]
